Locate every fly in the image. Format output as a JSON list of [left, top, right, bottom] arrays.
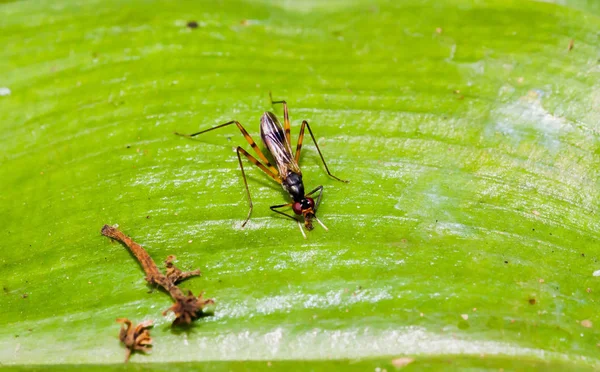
[[175, 93, 348, 238]]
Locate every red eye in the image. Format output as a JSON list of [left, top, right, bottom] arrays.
[[307, 198, 315, 209], [292, 202, 303, 215]]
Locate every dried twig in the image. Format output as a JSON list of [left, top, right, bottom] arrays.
[[117, 318, 153, 363], [101, 224, 214, 325]]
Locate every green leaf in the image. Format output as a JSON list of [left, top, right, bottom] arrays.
[[1, 0, 599, 369]]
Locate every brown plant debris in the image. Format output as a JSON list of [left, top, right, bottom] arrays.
[[117, 318, 153, 363], [101, 224, 214, 325]]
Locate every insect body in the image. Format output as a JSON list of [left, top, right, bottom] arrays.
[[175, 95, 348, 238]]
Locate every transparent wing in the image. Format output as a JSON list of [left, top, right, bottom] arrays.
[[261, 112, 301, 176], [263, 130, 301, 175]]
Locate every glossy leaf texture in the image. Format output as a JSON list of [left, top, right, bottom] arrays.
[[1, 0, 600, 369]]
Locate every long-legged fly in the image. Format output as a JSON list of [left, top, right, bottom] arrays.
[[175, 94, 348, 238]]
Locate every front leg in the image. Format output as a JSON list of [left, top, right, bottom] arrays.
[[305, 185, 324, 211], [270, 203, 307, 239]]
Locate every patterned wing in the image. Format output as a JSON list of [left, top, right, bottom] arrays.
[[260, 112, 301, 176]]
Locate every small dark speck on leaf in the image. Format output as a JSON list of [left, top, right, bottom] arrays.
[[126, 145, 131, 149], [504, 261, 508, 264], [581, 253, 585, 257], [532, 228, 535, 231], [146, 215, 150, 219], [22, 293, 28, 299], [187, 21, 199, 29], [529, 298, 536, 305]]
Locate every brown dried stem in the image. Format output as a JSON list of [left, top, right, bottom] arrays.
[[116, 318, 153, 363], [102, 224, 214, 326]]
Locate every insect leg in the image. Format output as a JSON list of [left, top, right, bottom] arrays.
[[295, 120, 349, 183], [175, 120, 279, 176], [305, 185, 324, 210], [269, 203, 297, 221], [237, 147, 281, 227], [269, 92, 291, 144], [305, 185, 328, 231], [270, 203, 307, 239]]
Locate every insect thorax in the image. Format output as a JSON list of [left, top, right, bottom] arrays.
[[283, 172, 305, 202]]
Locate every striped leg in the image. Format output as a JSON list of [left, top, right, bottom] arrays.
[[295, 120, 349, 183], [269, 92, 291, 144], [237, 147, 281, 227], [175, 120, 279, 176]]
